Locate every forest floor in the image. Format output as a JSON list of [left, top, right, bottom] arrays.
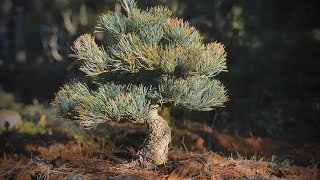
[[0, 120, 319, 179]]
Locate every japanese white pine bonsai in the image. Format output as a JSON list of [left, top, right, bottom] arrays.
[[52, 0, 228, 167]]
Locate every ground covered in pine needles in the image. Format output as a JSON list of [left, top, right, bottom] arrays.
[[0, 120, 319, 179]]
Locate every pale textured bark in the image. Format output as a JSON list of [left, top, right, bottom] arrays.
[[138, 108, 171, 167]]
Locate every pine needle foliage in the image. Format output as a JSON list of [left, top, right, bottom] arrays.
[[156, 76, 227, 111], [77, 83, 151, 127], [52, 0, 228, 127], [52, 81, 91, 119]]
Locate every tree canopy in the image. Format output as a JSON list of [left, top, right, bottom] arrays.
[[52, 0, 228, 128]]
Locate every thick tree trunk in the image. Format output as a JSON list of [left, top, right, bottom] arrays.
[[138, 107, 171, 167]]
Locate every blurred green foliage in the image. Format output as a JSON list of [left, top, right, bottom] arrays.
[[18, 121, 46, 134], [20, 99, 46, 122], [0, 89, 16, 109], [0, 89, 48, 134]]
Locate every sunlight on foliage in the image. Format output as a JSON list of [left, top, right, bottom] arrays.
[[53, 0, 228, 127]]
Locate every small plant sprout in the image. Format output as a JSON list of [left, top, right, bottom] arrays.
[[52, 0, 228, 168]]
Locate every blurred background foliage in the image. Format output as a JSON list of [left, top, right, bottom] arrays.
[[0, 0, 319, 142]]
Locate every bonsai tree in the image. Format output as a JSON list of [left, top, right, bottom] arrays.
[[52, 0, 228, 167]]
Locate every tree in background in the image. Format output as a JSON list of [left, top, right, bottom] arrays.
[[52, 0, 228, 167], [0, 0, 122, 102]]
